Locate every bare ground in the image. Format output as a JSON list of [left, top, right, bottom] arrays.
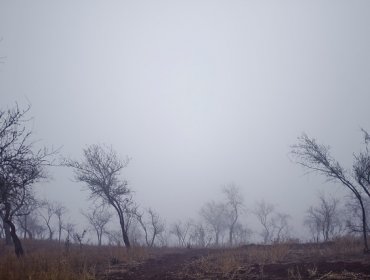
[[100, 244, 370, 280]]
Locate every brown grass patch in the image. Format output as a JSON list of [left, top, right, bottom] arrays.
[[0, 239, 149, 280]]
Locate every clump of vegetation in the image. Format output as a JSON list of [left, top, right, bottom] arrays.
[[0, 239, 149, 280]]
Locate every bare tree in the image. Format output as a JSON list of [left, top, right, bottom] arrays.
[[0, 104, 55, 257], [136, 208, 165, 247], [171, 220, 192, 247], [107, 230, 123, 246], [291, 132, 370, 252], [73, 229, 87, 249], [188, 222, 211, 247], [223, 183, 244, 246], [15, 197, 40, 239], [65, 144, 133, 247], [157, 229, 171, 247], [38, 199, 56, 240], [54, 202, 66, 243], [82, 205, 112, 246], [272, 212, 291, 243], [200, 201, 228, 246], [232, 223, 252, 245], [254, 200, 291, 244], [304, 193, 344, 243], [254, 200, 275, 244], [63, 222, 75, 242]]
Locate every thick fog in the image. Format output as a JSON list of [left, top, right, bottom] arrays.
[[1, 1, 370, 242]]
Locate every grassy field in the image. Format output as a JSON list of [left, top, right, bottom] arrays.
[[1, 237, 370, 280], [0, 239, 148, 280]]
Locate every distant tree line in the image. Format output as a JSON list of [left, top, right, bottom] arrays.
[[1, 103, 369, 258]]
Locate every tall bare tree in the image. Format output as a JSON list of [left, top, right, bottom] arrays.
[[0, 104, 55, 257], [223, 183, 244, 246], [65, 144, 133, 247], [291, 132, 370, 252]]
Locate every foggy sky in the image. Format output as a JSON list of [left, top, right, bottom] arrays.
[[1, 1, 370, 240]]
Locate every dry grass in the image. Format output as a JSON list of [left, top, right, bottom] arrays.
[[179, 238, 370, 279], [0, 239, 149, 280], [1, 237, 368, 280], [244, 243, 291, 264]]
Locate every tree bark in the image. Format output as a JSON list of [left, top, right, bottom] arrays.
[[4, 222, 12, 245], [5, 219, 24, 257], [358, 198, 369, 253], [118, 213, 130, 248]]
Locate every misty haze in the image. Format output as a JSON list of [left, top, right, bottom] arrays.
[[1, 1, 370, 279]]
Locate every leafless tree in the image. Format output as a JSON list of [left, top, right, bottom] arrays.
[[188, 222, 212, 247], [291, 132, 370, 252], [200, 201, 228, 246], [223, 183, 244, 246], [107, 230, 123, 246], [38, 199, 56, 240], [65, 144, 133, 247], [254, 200, 275, 244], [171, 220, 192, 247], [272, 212, 291, 243], [232, 223, 252, 245], [157, 229, 171, 247], [304, 193, 344, 243], [82, 205, 112, 246], [15, 197, 40, 239], [254, 200, 291, 244], [344, 195, 370, 235], [136, 208, 165, 247], [126, 219, 143, 246], [63, 222, 75, 242], [73, 229, 87, 249], [0, 104, 55, 257], [54, 202, 66, 243]]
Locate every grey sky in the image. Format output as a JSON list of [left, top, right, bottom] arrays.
[[1, 1, 370, 240]]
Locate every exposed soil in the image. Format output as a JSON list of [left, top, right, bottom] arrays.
[[100, 245, 370, 280], [101, 248, 211, 280]]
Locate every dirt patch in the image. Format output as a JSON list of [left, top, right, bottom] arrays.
[[101, 248, 211, 280], [100, 245, 370, 280]]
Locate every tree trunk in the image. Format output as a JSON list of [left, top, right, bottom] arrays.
[[97, 229, 102, 246], [5, 219, 24, 257], [58, 225, 62, 243], [229, 228, 233, 246], [25, 228, 33, 240], [120, 224, 131, 248], [119, 216, 130, 248], [4, 221, 12, 245], [358, 198, 369, 253]]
